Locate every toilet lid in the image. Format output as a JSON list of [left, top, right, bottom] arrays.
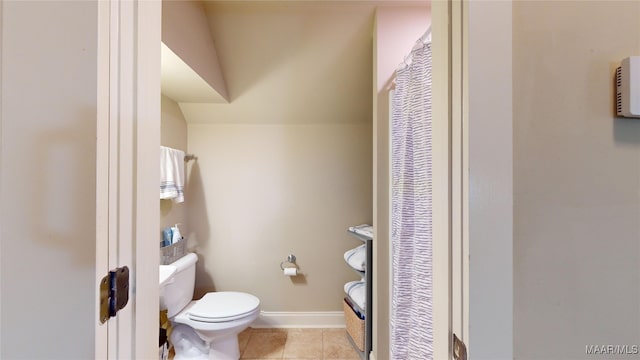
[[187, 292, 260, 322]]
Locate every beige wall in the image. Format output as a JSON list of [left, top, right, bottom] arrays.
[[373, 6, 430, 360], [513, 1, 640, 359], [183, 3, 373, 312], [1, 1, 98, 357], [161, 95, 189, 236], [187, 124, 372, 311]]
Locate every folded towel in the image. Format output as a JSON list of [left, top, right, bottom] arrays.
[[160, 146, 185, 203], [344, 297, 365, 319], [344, 280, 366, 311], [344, 244, 366, 271], [348, 224, 373, 239]]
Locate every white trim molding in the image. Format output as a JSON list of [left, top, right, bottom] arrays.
[[252, 311, 345, 329], [95, 1, 161, 357]]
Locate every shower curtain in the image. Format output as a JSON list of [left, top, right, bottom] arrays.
[[390, 40, 433, 360]]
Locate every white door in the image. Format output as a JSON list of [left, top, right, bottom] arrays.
[[96, 1, 161, 359], [0, 1, 160, 358]]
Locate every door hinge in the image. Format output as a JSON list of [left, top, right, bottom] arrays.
[[99, 266, 130, 324], [453, 333, 467, 360]]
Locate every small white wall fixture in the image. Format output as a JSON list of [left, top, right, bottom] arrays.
[[616, 56, 640, 118]]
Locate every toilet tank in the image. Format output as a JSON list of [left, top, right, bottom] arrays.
[[163, 252, 198, 318]]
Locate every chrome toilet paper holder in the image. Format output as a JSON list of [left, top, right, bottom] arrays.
[[280, 254, 297, 270]]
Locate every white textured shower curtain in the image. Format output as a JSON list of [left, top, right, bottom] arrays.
[[390, 41, 433, 360]]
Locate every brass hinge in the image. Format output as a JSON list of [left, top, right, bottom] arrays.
[[99, 266, 130, 324], [453, 333, 467, 360]]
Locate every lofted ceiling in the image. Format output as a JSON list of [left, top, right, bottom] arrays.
[[161, 42, 228, 103], [161, 0, 429, 124]]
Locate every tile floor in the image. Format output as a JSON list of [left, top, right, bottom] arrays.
[[238, 328, 360, 360], [168, 327, 360, 360]]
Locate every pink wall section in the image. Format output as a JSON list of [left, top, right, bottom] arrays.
[[375, 6, 432, 92]]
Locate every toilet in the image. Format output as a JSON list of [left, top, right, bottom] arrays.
[[160, 253, 260, 360]]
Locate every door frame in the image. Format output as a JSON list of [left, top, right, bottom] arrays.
[[432, 0, 468, 358], [95, 1, 161, 358], [94, 0, 482, 358], [380, 1, 468, 359], [439, 1, 515, 358]]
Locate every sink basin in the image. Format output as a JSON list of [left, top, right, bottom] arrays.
[[159, 265, 176, 287]]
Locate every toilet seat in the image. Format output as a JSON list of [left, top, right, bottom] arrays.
[[187, 292, 260, 323]]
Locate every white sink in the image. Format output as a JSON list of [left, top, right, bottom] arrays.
[[159, 265, 176, 287]]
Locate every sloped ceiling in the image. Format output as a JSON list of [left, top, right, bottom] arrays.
[[161, 43, 228, 103], [162, 0, 429, 124], [161, 0, 229, 103], [178, 1, 378, 124]]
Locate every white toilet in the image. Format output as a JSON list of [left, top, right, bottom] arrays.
[[160, 253, 260, 360]]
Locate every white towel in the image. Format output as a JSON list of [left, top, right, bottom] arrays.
[[344, 244, 366, 271], [348, 224, 373, 239], [344, 280, 366, 310], [160, 146, 185, 203]]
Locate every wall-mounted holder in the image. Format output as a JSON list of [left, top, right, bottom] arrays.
[[280, 254, 297, 270], [280, 254, 299, 276]]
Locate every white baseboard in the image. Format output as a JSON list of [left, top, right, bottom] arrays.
[[252, 311, 345, 328]]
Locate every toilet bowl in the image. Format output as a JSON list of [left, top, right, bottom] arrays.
[[160, 253, 260, 360]]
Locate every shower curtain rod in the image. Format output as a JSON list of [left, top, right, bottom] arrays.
[[418, 25, 432, 45], [399, 26, 432, 71], [412, 25, 432, 53]]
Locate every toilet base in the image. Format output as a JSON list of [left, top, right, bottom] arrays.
[[171, 323, 241, 360], [208, 335, 240, 360]]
